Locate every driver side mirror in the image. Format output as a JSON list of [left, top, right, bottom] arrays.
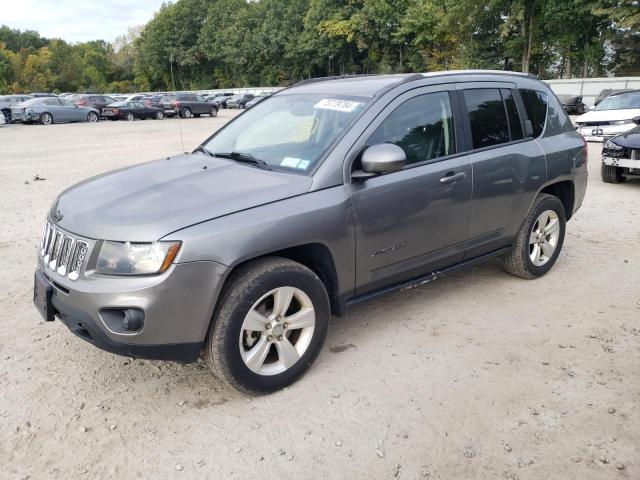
[[352, 143, 407, 179], [632, 116, 640, 125]]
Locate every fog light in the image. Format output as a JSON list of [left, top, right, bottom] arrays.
[[122, 309, 144, 331]]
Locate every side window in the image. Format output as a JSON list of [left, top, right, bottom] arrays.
[[501, 89, 523, 140], [195, 95, 205, 102], [463, 89, 510, 148], [519, 89, 547, 138], [134, 102, 145, 108], [44, 98, 60, 106], [367, 92, 456, 165]]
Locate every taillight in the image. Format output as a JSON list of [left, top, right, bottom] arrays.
[[113, 109, 119, 114], [173, 101, 181, 107], [76, 100, 86, 106]]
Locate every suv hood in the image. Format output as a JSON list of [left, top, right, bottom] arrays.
[[575, 108, 640, 123], [51, 153, 312, 241]]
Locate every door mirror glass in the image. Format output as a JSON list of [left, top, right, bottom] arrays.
[[361, 143, 407, 173]]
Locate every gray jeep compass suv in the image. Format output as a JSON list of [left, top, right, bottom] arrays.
[[34, 71, 587, 394]]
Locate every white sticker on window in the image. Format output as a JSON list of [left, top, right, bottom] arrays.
[[281, 157, 301, 168], [314, 98, 362, 113], [297, 160, 310, 170]]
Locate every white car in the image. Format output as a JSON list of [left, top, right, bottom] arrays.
[[574, 90, 640, 142]]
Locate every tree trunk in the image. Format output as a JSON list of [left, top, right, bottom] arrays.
[[566, 47, 571, 78]]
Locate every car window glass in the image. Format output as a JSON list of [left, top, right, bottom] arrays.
[[519, 89, 547, 138], [595, 92, 640, 111], [43, 98, 60, 106], [134, 102, 145, 108], [501, 89, 524, 140], [196, 95, 205, 102], [104, 96, 115, 104], [463, 88, 510, 149], [61, 99, 75, 107], [367, 91, 456, 165]]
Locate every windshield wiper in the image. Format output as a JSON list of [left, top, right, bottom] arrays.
[[211, 151, 271, 170], [192, 145, 213, 156]]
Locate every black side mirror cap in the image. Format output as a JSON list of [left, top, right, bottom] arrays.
[[524, 119, 534, 137], [632, 116, 640, 125]]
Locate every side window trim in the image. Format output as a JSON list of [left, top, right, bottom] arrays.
[[512, 89, 534, 138]]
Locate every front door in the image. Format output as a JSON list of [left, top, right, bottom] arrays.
[[347, 88, 472, 296]]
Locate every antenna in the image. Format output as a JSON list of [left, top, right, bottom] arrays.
[[170, 53, 186, 153]]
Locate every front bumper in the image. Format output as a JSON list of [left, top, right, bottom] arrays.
[[577, 123, 636, 142], [36, 258, 228, 362], [603, 156, 640, 169]]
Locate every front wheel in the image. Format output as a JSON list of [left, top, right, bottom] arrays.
[[125, 112, 135, 121], [181, 108, 193, 118], [155, 111, 164, 120], [204, 257, 330, 395], [502, 194, 566, 279], [601, 163, 625, 184], [40, 112, 53, 125], [87, 111, 98, 123], [210, 107, 218, 117]]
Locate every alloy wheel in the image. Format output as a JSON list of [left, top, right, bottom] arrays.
[[529, 209, 560, 266], [239, 286, 315, 376]]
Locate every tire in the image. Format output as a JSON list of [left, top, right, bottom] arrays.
[[502, 193, 566, 279], [210, 107, 218, 117], [601, 163, 625, 184], [40, 112, 53, 125], [2, 109, 10, 123], [86, 111, 98, 123], [125, 112, 135, 121], [204, 257, 330, 395], [181, 108, 193, 119], [155, 111, 164, 120]]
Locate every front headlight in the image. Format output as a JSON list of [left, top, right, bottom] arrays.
[[603, 139, 623, 151], [96, 241, 181, 275]]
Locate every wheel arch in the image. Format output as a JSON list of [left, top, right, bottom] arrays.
[[540, 180, 575, 220], [220, 242, 343, 317]]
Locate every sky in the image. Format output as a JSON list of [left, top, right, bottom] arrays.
[[2, 0, 166, 43]]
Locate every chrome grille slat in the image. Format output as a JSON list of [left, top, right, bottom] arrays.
[[39, 221, 88, 281]]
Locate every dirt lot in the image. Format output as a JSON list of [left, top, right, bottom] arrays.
[[0, 113, 638, 479]]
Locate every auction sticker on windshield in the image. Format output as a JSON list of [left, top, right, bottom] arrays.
[[314, 98, 362, 113]]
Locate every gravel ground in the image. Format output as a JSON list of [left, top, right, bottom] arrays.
[[0, 113, 638, 479]]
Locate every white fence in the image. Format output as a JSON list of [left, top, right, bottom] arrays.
[[546, 77, 640, 106]]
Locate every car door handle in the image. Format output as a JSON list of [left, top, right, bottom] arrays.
[[439, 171, 467, 183]]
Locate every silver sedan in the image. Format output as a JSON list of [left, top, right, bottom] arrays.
[[11, 97, 100, 125]]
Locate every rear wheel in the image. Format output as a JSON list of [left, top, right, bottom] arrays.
[[204, 257, 330, 395], [86, 111, 98, 123], [155, 111, 164, 120], [601, 163, 625, 184], [125, 112, 135, 121], [181, 108, 193, 119], [210, 107, 218, 117], [502, 194, 566, 279], [40, 112, 53, 125], [2, 109, 10, 123]]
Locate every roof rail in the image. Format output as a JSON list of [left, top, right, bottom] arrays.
[[291, 74, 381, 87]]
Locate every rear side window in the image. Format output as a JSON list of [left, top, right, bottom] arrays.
[[520, 89, 547, 138], [367, 91, 456, 165], [463, 89, 511, 148]]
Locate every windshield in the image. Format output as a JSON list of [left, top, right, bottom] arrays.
[[595, 92, 640, 111], [202, 94, 369, 173]]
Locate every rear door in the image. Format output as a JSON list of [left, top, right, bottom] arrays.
[[347, 85, 473, 295], [457, 83, 546, 258], [194, 94, 207, 114]]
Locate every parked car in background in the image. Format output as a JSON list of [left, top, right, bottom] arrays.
[[575, 90, 640, 141], [34, 71, 587, 394], [160, 93, 218, 118], [12, 97, 99, 125], [111, 95, 128, 102], [0, 94, 32, 122], [226, 93, 255, 109], [244, 94, 269, 109], [102, 101, 164, 121], [601, 117, 640, 183], [68, 94, 117, 116], [146, 94, 164, 108], [557, 94, 586, 115], [30, 93, 57, 98], [594, 89, 630, 107], [208, 93, 234, 109]]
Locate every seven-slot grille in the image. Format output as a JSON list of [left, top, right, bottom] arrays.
[[40, 221, 88, 280]]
